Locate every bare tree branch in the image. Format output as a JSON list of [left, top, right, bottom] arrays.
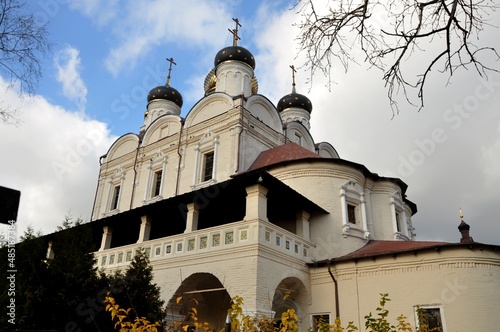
[[295, 0, 500, 114], [0, 101, 21, 126], [0, 0, 52, 124]]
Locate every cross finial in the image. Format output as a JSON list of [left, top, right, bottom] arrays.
[[228, 18, 241, 46], [459, 207, 464, 222], [290, 65, 297, 93], [166, 57, 176, 87]]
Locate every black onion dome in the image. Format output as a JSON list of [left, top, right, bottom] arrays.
[[214, 46, 255, 69], [458, 220, 470, 231], [277, 92, 312, 113], [147, 85, 183, 108]]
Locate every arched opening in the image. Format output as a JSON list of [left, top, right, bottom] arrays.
[[165, 273, 231, 331], [272, 277, 308, 326]]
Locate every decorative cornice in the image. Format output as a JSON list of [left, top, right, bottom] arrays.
[[275, 169, 365, 185], [328, 256, 500, 280]]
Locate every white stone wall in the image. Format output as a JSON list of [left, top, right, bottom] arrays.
[[309, 247, 500, 331], [267, 161, 412, 258], [98, 218, 314, 326]]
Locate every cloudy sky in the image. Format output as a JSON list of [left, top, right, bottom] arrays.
[[1, 0, 499, 245]]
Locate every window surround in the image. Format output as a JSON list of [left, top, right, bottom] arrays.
[[340, 180, 370, 240], [390, 191, 410, 240], [413, 305, 446, 332], [143, 153, 168, 204], [192, 130, 219, 189], [103, 168, 125, 216], [311, 313, 331, 332]]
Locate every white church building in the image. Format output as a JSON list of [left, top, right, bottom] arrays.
[[88, 22, 500, 331]]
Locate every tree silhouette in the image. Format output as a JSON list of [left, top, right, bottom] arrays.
[[110, 248, 165, 326], [0, 0, 52, 124], [295, 0, 499, 113]]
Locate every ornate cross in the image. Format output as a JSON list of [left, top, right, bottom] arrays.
[[290, 65, 297, 93], [228, 18, 241, 46], [166, 57, 176, 87]]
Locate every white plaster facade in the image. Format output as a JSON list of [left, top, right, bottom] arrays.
[[88, 35, 500, 331], [309, 244, 500, 331]]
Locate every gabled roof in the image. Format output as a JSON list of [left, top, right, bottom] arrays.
[[333, 240, 448, 261], [248, 142, 322, 171], [309, 240, 500, 266]]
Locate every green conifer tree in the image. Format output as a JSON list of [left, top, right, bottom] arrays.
[[110, 248, 165, 326]]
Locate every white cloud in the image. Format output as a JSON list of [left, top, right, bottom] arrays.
[[54, 46, 88, 111], [85, 0, 234, 77], [252, 3, 500, 245], [481, 122, 500, 190], [0, 78, 116, 236], [66, 0, 119, 26], [11, 0, 498, 246]]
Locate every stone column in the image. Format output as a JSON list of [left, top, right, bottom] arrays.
[[137, 215, 152, 243], [185, 203, 199, 233], [99, 226, 113, 251], [244, 184, 268, 222], [360, 193, 370, 240], [46, 241, 55, 260], [296, 210, 310, 241]]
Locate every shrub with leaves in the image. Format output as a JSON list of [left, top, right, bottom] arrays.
[[109, 248, 165, 326], [105, 294, 161, 332], [364, 294, 413, 332], [108, 292, 428, 332]]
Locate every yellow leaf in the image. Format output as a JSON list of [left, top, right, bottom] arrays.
[[176, 296, 183, 304]]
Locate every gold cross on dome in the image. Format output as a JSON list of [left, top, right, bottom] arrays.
[[166, 57, 176, 87], [228, 18, 241, 46]]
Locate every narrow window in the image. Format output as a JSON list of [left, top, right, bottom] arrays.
[[347, 204, 356, 224], [294, 133, 302, 145], [111, 185, 120, 210], [152, 170, 162, 197], [202, 151, 214, 182], [395, 212, 401, 232], [312, 314, 330, 332], [416, 307, 443, 332]]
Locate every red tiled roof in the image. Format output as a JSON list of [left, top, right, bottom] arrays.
[[247, 142, 322, 171], [332, 240, 450, 262]]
